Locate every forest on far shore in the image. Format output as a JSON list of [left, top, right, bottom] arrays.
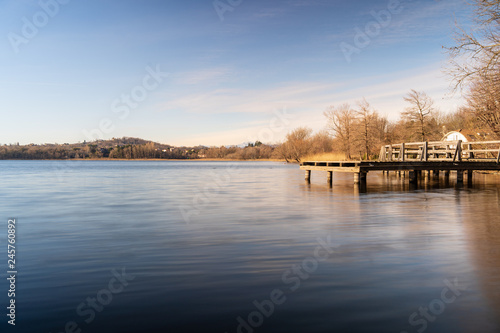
[[0, 137, 283, 161]]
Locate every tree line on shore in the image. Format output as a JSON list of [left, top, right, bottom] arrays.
[[277, 92, 483, 162], [0, 137, 282, 160]]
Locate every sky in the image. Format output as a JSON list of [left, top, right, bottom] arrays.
[[0, 0, 472, 146]]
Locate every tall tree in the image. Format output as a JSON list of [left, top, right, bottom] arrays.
[[354, 99, 379, 159], [464, 74, 500, 137], [324, 104, 356, 159], [401, 90, 435, 141], [278, 127, 312, 163], [446, 0, 500, 88]]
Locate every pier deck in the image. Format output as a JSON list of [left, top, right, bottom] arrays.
[[300, 140, 500, 185]]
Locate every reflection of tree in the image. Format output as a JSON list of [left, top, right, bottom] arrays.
[[461, 189, 500, 315]]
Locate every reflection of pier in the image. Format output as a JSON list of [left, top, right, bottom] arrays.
[[300, 140, 500, 185]]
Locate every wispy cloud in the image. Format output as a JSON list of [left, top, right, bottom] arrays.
[[336, 0, 464, 49], [159, 81, 341, 115], [161, 63, 464, 146], [172, 67, 235, 85], [161, 64, 460, 115]]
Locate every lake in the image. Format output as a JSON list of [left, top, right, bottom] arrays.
[[1, 160, 499, 333]]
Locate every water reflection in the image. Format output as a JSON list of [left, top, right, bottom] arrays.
[[1, 161, 500, 333], [301, 170, 500, 194], [460, 188, 500, 318], [300, 169, 500, 332]]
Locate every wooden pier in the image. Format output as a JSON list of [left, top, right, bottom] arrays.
[[300, 140, 500, 185]]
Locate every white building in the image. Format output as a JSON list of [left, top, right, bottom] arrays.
[[442, 129, 490, 142]]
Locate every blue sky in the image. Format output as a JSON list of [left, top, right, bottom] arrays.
[[0, 0, 470, 146]]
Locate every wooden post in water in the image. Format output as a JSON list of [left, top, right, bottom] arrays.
[[327, 171, 333, 186], [424, 170, 430, 182], [467, 170, 473, 185], [457, 170, 464, 184], [444, 170, 450, 181], [433, 170, 440, 180], [361, 172, 367, 182], [409, 170, 418, 184], [305, 170, 311, 182], [354, 172, 367, 184]]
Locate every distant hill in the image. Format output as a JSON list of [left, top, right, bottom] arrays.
[[0, 137, 279, 160], [0, 137, 198, 160]]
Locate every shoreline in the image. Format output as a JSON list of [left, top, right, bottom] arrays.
[[0, 158, 289, 162]]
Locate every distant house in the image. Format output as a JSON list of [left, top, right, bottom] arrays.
[[442, 129, 491, 142]]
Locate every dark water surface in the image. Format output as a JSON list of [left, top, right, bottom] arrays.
[[1, 160, 500, 333]]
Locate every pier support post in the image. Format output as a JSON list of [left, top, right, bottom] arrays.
[[327, 171, 333, 186], [457, 170, 464, 184], [305, 170, 311, 182], [444, 170, 450, 180], [409, 170, 418, 184], [361, 172, 367, 182], [424, 170, 430, 182], [467, 170, 473, 185], [354, 172, 367, 185], [433, 170, 440, 180]]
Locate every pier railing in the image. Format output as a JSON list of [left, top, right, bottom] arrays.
[[378, 140, 500, 163]]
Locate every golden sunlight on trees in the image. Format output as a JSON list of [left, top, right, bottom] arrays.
[[324, 100, 387, 160], [445, 0, 500, 138], [353, 99, 387, 159], [464, 74, 500, 137], [324, 104, 356, 159], [277, 127, 313, 163], [447, 0, 500, 88], [277, 128, 337, 163], [401, 90, 436, 141]]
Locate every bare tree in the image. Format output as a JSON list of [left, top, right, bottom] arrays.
[[446, 0, 500, 88], [324, 104, 356, 159], [402, 90, 435, 141], [278, 127, 312, 163], [309, 130, 335, 155], [354, 99, 380, 159], [464, 73, 500, 137]]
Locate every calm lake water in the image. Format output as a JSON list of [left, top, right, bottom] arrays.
[[1, 160, 500, 333]]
